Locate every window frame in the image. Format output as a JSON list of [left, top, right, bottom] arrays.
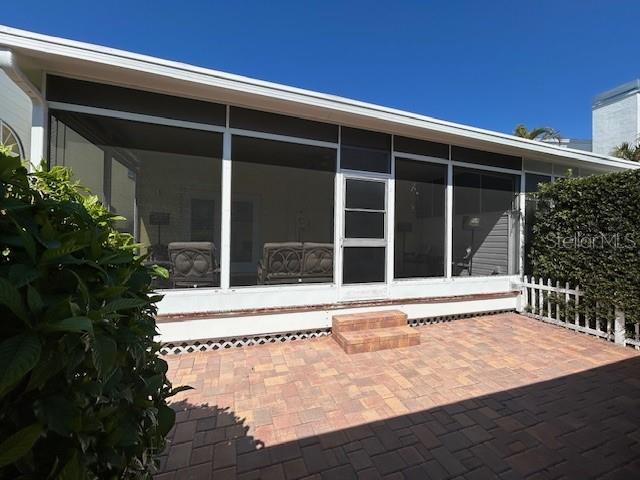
[[0, 120, 25, 159]]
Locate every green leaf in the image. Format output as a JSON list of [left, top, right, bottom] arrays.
[[0, 334, 41, 396], [40, 242, 85, 263], [44, 316, 93, 334], [34, 395, 80, 436], [0, 152, 21, 175], [56, 451, 83, 480], [167, 385, 194, 398], [102, 298, 148, 313], [157, 405, 176, 437], [0, 423, 42, 468], [150, 264, 169, 280], [69, 270, 90, 307], [11, 219, 37, 262], [8, 264, 41, 288], [93, 334, 117, 378], [0, 277, 28, 322], [27, 285, 45, 314]]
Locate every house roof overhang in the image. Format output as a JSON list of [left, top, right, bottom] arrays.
[[1, 24, 637, 173]]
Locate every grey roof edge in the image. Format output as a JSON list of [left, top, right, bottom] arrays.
[[593, 79, 640, 108]]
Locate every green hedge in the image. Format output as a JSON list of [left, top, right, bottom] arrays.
[[530, 168, 640, 322], [0, 148, 184, 479]]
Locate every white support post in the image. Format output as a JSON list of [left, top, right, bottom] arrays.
[[30, 101, 47, 168], [386, 138, 395, 289], [614, 307, 626, 346], [537, 277, 543, 317], [518, 173, 526, 278], [555, 280, 561, 322], [333, 126, 343, 290], [546, 278, 552, 320], [445, 157, 453, 278], [219, 128, 232, 290], [574, 285, 580, 326], [565, 281, 570, 325]]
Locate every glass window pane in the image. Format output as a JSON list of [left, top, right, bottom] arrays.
[[230, 107, 338, 142], [345, 179, 385, 210], [345, 211, 385, 238], [343, 247, 385, 284], [341, 127, 391, 173], [231, 136, 336, 286], [453, 168, 520, 277], [49, 110, 223, 289], [394, 158, 446, 278]]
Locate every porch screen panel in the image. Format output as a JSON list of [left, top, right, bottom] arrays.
[[230, 136, 336, 287], [394, 159, 447, 278], [341, 127, 391, 173], [452, 168, 520, 277], [49, 110, 223, 289]]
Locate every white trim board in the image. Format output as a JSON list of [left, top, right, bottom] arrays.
[[157, 295, 518, 342]]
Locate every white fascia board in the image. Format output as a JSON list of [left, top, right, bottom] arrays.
[[0, 24, 637, 171]]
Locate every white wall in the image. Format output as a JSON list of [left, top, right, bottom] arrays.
[[0, 70, 31, 158], [592, 91, 640, 156]]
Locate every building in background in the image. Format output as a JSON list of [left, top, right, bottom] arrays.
[[592, 79, 640, 156]]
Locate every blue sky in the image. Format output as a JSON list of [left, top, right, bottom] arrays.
[[3, 1, 639, 138]]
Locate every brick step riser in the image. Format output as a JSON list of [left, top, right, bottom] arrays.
[[335, 332, 420, 354], [332, 311, 408, 333]]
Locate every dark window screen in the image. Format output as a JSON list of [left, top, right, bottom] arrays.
[[394, 136, 449, 159], [451, 146, 522, 170], [345, 211, 385, 238], [230, 107, 338, 142], [47, 75, 226, 126], [341, 127, 391, 173], [343, 247, 386, 284], [345, 179, 385, 210], [394, 158, 446, 279]]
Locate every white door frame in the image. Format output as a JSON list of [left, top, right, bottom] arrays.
[[337, 169, 392, 301]]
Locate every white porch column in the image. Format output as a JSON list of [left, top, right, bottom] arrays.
[[29, 101, 47, 168], [219, 115, 232, 290], [445, 155, 453, 278]]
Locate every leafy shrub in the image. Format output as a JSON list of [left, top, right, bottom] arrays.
[[530, 169, 640, 322], [0, 148, 183, 479]]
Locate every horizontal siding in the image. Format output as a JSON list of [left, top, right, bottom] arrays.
[[0, 71, 32, 157], [471, 213, 509, 276]]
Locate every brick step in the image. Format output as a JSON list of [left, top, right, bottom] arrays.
[[334, 325, 420, 354], [332, 310, 407, 333]]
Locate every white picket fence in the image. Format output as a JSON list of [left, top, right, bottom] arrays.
[[521, 276, 640, 349]]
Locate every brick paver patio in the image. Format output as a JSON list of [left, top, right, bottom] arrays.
[[156, 313, 640, 479]]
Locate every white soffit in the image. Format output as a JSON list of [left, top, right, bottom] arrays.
[[0, 24, 637, 171]]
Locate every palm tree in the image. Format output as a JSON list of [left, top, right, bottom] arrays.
[[612, 140, 640, 162], [513, 124, 561, 142]]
